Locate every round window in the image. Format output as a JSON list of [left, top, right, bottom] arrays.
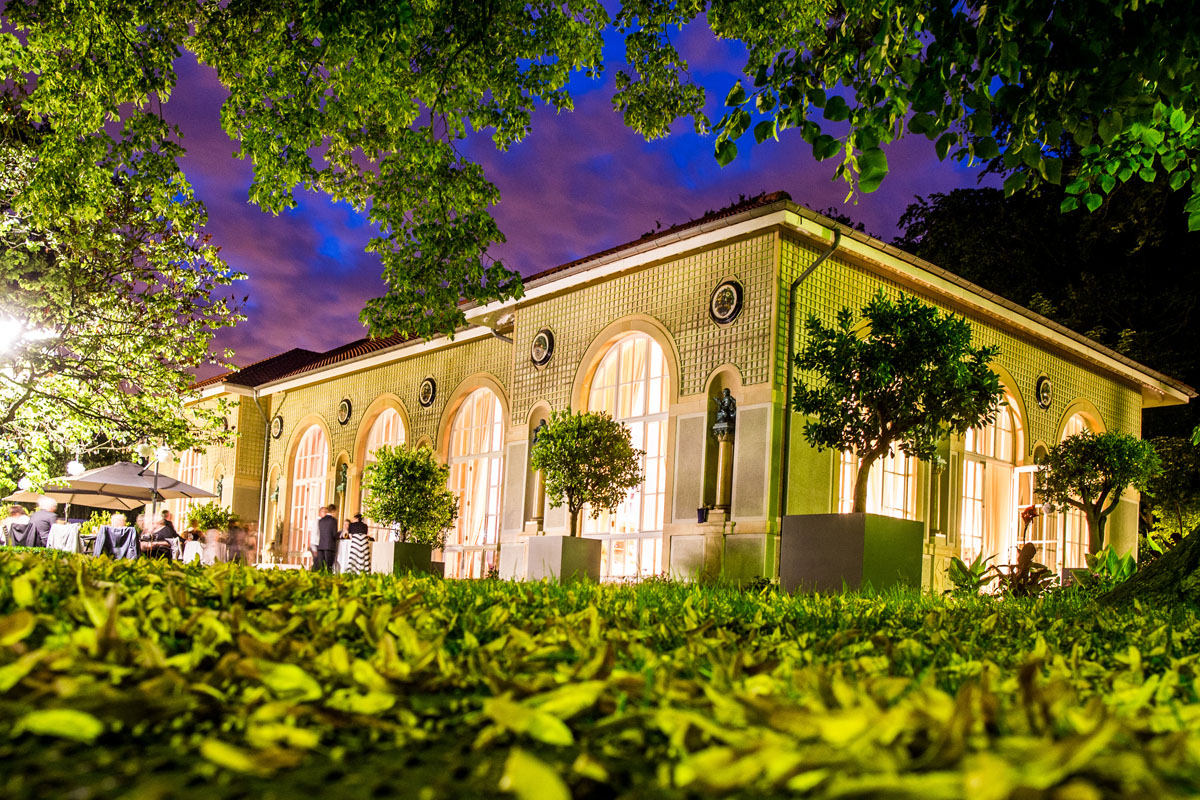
[[419, 377, 437, 408], [530, 328, 555, 366], [270, 415, 284, 439], [709, 280, 744, 325], [337, 398, 353, 425]]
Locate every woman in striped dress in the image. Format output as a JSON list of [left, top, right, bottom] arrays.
[[346, 513, 371, 574]]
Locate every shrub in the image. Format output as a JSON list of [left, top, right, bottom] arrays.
[[360, 445, 457, 548], [186, 501, 239, 532]]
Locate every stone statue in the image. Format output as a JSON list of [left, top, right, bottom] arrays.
[[532, 418, 548, 446], [713, 389, 737, 430]]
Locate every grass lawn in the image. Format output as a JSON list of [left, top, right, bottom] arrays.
[[0, 550, 1198, 799]]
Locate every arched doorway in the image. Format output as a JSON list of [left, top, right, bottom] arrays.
[[445, 388, 505, 578], [360, 406, 406, 539], [583, 332, 669, 578], [288, 425, 330, 563]]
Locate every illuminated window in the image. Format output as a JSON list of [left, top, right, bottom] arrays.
[[175, 449, 203, 527], [445, 389, 504, 579], [1058, 413, 1093, 570], [289, 425, 329, 561], [584, 333, 668, 578], [361, 407, 406, 540], [960, 402, 1019, 563], [838, 445, 917, 520]]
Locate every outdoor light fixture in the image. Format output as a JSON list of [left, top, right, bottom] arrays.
[[134, 442, 155, 461], [66, 460, 86, 476], [17, 476, 31, 491]]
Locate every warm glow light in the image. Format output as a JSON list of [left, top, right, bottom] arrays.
[[134, 443, 155, 460], [66, 460, 86, 476], [17, 476, 31, 491], [0, 317, 20, 354]]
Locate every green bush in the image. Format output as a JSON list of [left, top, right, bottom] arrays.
[[185, 501, 239, 532], [0, 551, 1198, 798]]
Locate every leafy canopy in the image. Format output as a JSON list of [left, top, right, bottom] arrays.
[[529, 409, 644, 537], [1, 104, 240, 486], [792, 292, 1002, 513], [698, 0, 1200, 230], [1037, 431, 1161, 553], [361, 445, 458, 549], [1144, 437, 1200, 544]]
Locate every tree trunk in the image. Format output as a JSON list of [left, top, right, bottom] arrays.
[[852, 452, 881, 514], [1086, 508, 1104, 554], [569, 507, 579, 538], [1101, 524, 1200, 605]]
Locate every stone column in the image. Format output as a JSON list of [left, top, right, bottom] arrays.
[[532, 468, 546, 531], [714, 430, 734, 511]]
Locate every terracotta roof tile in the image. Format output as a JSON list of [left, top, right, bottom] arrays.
[[189, 348, 322, 391]]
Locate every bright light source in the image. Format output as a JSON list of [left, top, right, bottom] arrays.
[[17, 476, 31, 491], [155, 446, 171, 462], [0, 317, 20, 354], [134, 443, 155, 460], [66, 460, 86, 476]]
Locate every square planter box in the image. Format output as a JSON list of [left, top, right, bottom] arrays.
[[525, 535, 601, 583], [371, 540, 433, 575], [780, 513, 924, 593]]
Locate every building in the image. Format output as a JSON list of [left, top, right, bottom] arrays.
[[173, 192, 1194, 586]]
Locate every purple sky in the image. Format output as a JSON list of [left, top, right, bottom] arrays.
[[166, 25, 995, 376]]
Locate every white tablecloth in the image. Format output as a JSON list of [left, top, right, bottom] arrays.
[[47, 523, 83, 554], [182, 540, 204, 563]]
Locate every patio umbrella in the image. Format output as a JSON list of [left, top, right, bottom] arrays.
[[4, 486, 149, 511], [66, 460, 216, 528], [65, 461, 216, 502]]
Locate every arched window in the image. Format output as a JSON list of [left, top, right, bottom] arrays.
[[175, 448, 203, 526], [446, 388, 504, 578], [584, 333, 669, 578], [289, 425, 329, 562], [1058, 412, 1093, 570], [361, 407, 406, 540], [837, 446, 917, 519], [960, 402, 1018, 563]]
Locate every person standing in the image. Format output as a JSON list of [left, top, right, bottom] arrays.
[[315, 506, 339, 572], [28, 497, 58, 548], [345, 513, 370, 574]]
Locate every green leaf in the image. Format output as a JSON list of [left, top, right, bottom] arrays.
[[857, 147, 888, 193], [200, 739, 269, 775], [255, 660, 323, 702], [1098, 111, 1123, 144], [935, 133, 955, 161], [1189, 210, 1200, 232], [715, 138, 738, 167], [824, 95, 850, 122], [754, 119, 775, 144], [1060, 197, 1079, 213], [974, 137, 1000, 160], [1002, 171, 1028, 197], [724, 81, 746, 107], [484, 697, 575, 746], [11, 574, 35, 607], [812, 134, 841, 161], [1083, 192, 1103, 212], [20, 709, 104, 743], [1041, 157, 1062, 185], [0, 609, 35, 645], [499, 749, 570, 800]]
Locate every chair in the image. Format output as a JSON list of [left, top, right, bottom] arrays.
[[93, 526, 141, 560], [7, 522, 38, 548]]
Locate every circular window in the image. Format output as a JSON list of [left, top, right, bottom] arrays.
[[709, 280, 744, 325], [337, 398, 353, 425], [530, 328, 555, 367], [270, 415, 283, 439], [419, 377, 437, 408], [1035, 376, 1053, 410]]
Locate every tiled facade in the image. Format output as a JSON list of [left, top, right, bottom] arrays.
[[172, 195, 1190, 584]]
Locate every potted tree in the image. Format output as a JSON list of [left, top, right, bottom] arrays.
[[1037, 430, 1160, 564], [784, 291, 1002, 592], [526, 409, 643, 582], [360, 445, 457, 576]]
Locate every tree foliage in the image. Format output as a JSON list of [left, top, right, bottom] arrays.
[[892, 184, 1200, 439], [1037, 431, 1161, 554], [792, 292, 1002, 513], [696, 0, 1200, 229], [6, 0, 1197, 363], [1143, 437, 1200, 545], [529, 409, 644, 537], [360, 445, 457, 549], [1, 99, 241, 485]]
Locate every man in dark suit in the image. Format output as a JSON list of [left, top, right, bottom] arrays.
[[315, 506, 339, 571], [28, 497, 58, 548]]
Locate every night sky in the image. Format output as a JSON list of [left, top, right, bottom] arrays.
[[165, 24, 996, 377]]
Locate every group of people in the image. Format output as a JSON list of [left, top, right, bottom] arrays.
[[2, 498, 254, 564], [311, 505, 371, 574], [1, 497, 63, 548]]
